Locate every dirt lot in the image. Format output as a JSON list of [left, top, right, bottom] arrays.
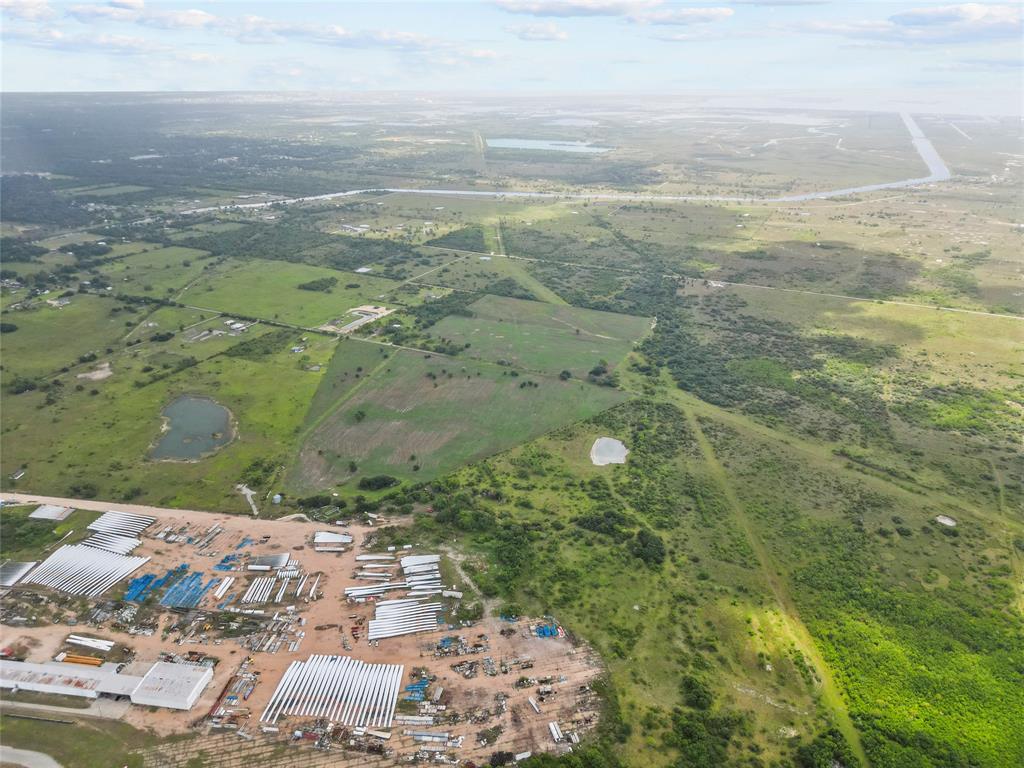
[[1, 505, 603, 765]]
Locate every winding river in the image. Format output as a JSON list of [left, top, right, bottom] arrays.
[[183, 113, 950, 214]]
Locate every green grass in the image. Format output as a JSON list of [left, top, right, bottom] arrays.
[[2, 329, 337, 512], [125, 306, 226, 342], [289, 348, 628, 492], [99, 246, 212, 297], [374, 399, 830, 767], [0, 505, 101, 560], [302, 337, 393, 426], [424, 253, 568, 304], [429, 294, 651, 378], [1, 294, 142, 378], [0, 250, 78, 278], [700, 414, 1024, 768], [177, 259, 406, 327], [0, 711, 184, 768], [1, 689, 94, 709]]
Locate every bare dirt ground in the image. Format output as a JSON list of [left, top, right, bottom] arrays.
[[75, 362, 113, 381], [1, 500, 603, 765]]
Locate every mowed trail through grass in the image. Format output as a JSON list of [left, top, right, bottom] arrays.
[[99, 246, 211, 297], [682, 407, 870, 766], [290, 347, 628, 492], [430, 294, 651, 378], [419, 246, 568, 305]]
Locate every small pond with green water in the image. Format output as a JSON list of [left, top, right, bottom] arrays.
[[151, 395, 233, 460]]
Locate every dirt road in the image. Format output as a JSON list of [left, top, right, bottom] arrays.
[[1, 493, 222, 520]]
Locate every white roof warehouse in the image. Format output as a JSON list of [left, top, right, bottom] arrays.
[[0, 659, 212, 710]]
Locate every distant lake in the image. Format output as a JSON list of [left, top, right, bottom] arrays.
[[486, 138, 611, 154], [151, 395, 233, 460]]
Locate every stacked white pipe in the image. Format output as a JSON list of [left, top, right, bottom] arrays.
[[213, 577, 234, 600], [367, 599, 443, 640], [81, 533, 143, 555], [344, 580, 409, 599], [79, 511, 155, 555], [87, 511, 155, 536], [400, 554, 442, 597], [241, 576, 276, 604], [67, 635, 115, 652], [23, 544, 149, 596], [260, 655, 403, 727]]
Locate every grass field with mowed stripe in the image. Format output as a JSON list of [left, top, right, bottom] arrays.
[[429, 294, 652, 378], [178, 259, 407, 327], [290, 346, 628, 491]]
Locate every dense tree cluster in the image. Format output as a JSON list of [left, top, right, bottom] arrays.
[[0, 176, 93, 226], [1, 237, 49, 262], [297, 276, 338, 292], [425, 225, 487, 253]]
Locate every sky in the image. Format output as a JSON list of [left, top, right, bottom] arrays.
[[0, 1, 1021, 113]]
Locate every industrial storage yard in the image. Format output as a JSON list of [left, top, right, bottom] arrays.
[[1, 81, 1021, 768], [0, 499, 602, 765]]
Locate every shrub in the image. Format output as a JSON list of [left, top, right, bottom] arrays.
[[358, 475, 399, 491]]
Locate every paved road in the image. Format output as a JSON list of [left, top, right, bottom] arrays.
[[183, 112, 951, 214], [0, 747, 63, 768]]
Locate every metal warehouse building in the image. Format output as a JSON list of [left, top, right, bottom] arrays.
[[0, 659, 212, 711]]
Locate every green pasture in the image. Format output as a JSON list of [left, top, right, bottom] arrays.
[[177, 259, 407, 327], [429, 294, 651, 377], [290, 348, 627, 491]]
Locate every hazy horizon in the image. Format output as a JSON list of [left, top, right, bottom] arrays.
[[1, 1, 1021, 116]]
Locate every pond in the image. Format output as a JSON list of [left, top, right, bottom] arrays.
[[590, 437, 628, 466], [486, 138, 612, 153], [151, 395, 234, 460]]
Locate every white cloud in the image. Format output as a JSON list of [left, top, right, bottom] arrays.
[[506, 22, 569, 40], [495, 0, 662, 18], [652, 25, 766, 43], [946, 55, 1022, 72], [5, 24, 168, 55], [67, 2, 141, 23], [630, 7, 734, 25], [0, 0, 55, 21], [62, 1, 473, 56], [804, 3, 1021, 44], [889, 3, 1019, 29], [175, 51, 222, 65], [67, 2, 217, 29], [248, 57, 375, 89], [262, 23, 447, 52], [4, 0, 495, 76], [729, 1, 826, 5]]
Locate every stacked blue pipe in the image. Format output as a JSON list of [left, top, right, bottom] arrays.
[[403, 679, 430, 702], [160, 572, 219, 609], [125, 573, 155, 601], [126, 564, 187, 602], [214, 554, 239, 572]]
